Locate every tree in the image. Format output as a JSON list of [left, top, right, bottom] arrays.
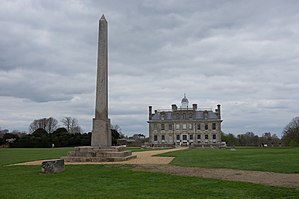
[[52, 127, 68, 136], [271, 134, 281, 146], [111, 124, 121, 132], [72, 126, 82, 134], [111, 124, 124, 138], [110, 124, 125, 145], [3, 133, 19, 143], [46, 117, 58, 134], [221, 132, 239, 146], [111, 129, 120, 146], [32, 128, 48, 137], [0, 137, 4, 145], [237, 132, 259, 146], [61, 117, 81, 134], [259, 132, 281, 146], [61, 117, 72, 132], [282, 117, 299, 146], [29, 117, 58, 133]]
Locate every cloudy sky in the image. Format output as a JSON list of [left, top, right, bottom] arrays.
[[1, 0, 299, 137]]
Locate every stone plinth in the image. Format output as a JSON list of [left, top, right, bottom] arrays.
[[41, 159, 65, 173], [61, 146, 136, 162]]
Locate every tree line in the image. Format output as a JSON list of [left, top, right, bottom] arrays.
[[10, 127, 91, 148], [222, 132, 281, 147], [0, 117, 122, 148], [1, 116, 299, 147], [222, 116, 299, 147], [0, 116, 86, 148]]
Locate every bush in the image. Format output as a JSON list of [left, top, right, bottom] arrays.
[[289, 140, 298, 147]]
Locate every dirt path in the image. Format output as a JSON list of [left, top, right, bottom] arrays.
[[133, 164, 299, 189], [11, 147, 299, 189]]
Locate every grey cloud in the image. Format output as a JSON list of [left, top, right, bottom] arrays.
[[1, 0, 299, 136], [0, 69, 94, 102]]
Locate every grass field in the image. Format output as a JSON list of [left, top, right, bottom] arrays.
[[0, 165, 298, 199], [0, 147, 73, 165], [159, 147, 299, 173], [1, 147, 299, 198]]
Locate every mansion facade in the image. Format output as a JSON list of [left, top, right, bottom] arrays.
[[148, 96, 223, 146]]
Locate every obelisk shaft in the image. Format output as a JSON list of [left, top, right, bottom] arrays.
[[95, 15, 108, 120], [91, 15, 111, 147]]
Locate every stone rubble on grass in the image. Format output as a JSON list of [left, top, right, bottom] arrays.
[[41, 159, 65, 173]]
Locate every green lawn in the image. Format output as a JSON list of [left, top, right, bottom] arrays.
[[0, 147, 73, 165], [0, 165, 298, 199], [159, 147, 299, 173], [0, 147, 299, 198]]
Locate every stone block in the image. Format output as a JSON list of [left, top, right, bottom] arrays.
[[41, 159, 64, 174], [61, 146, 136, 162]]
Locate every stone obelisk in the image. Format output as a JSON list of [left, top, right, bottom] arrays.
[[91, 15, 112, 147], [61, 15, 136, 162]]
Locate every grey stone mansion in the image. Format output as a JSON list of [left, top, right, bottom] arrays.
[[148, 95, 223, 147]]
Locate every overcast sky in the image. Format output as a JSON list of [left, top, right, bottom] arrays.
[[1, 0, 299, 137]]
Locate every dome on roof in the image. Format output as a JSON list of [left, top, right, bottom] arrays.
[[181, 94, 189, 108], [181, 96, 189, 104]]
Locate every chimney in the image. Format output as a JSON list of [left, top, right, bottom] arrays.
[[171, 104, 177, 111], [149, 106, 152, 120], [204, 110, 208, 119], [192, 104, 197, 110], [217, 104, 221, 119]]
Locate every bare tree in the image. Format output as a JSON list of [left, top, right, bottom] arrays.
[[70, 118, 78, 133], [29, 117, 58, 133], [61, 117, 72, 132], [282, 117, 299, 146], [111, 124, 124, 138], [46, 117, 58, 133], [72, 126, 83, 134], [61, 117, 81, 133], [111, 124, 121, 133]]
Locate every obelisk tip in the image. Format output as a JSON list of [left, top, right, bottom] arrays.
[[100, 14, 106, 21]]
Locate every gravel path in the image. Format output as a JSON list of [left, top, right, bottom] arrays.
[[11, 147, 299, 189], [133, 164, 299, 189]]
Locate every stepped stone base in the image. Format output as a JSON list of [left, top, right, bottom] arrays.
[[61, 146, 136, 162]]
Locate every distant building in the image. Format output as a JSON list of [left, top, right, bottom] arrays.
[[147, 95, 223, 147]]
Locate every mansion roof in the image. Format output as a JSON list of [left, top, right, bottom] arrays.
[[151, 109, 220, 121], [148, 95, 221, 122]]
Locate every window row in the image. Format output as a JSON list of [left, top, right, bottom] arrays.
[[153, 123, 217, 130], [153, 134, 217, 141], [160, 113, 194, 120]]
